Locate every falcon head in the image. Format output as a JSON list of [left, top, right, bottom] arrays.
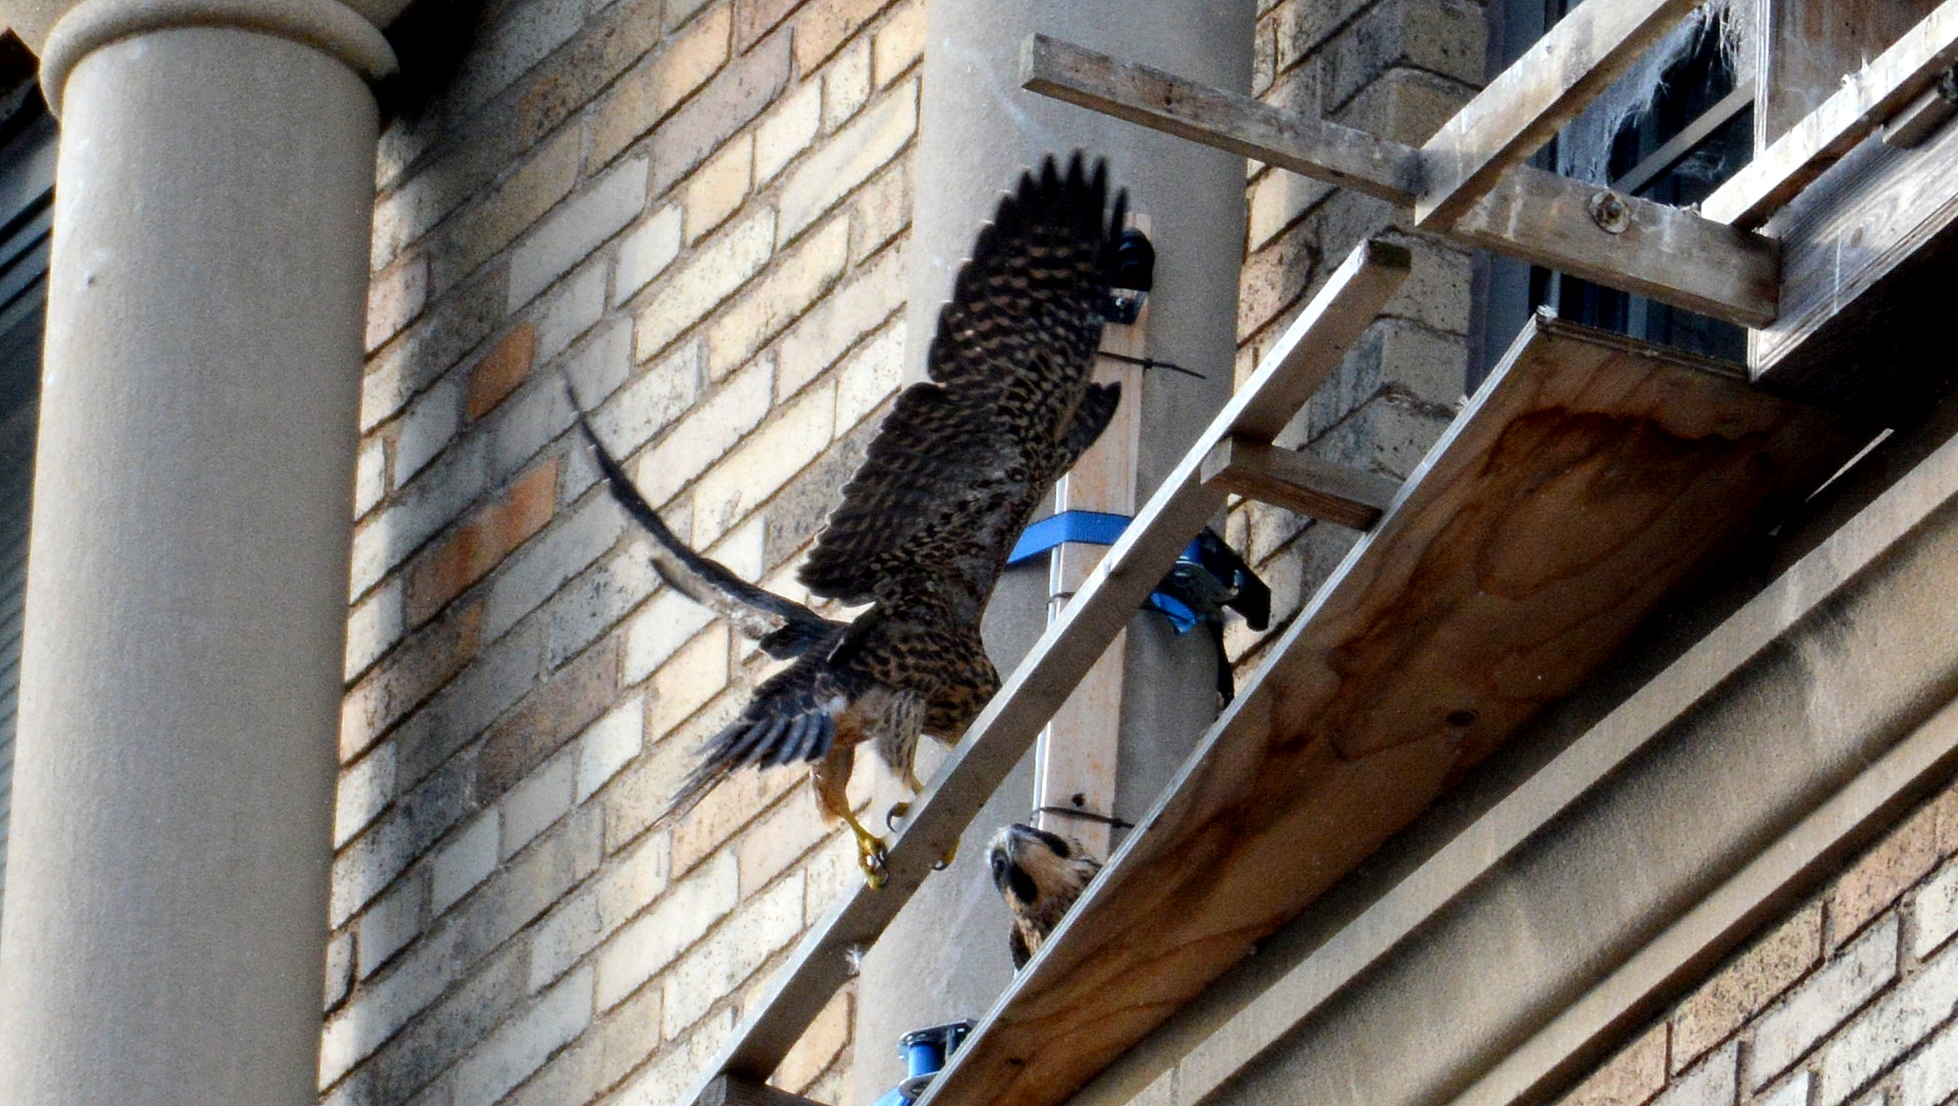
[[988, 822, 1102, 969]]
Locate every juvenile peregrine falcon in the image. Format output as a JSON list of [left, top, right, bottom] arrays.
[[571, 154, 1128, 885], [988, 823, 1103, 968]]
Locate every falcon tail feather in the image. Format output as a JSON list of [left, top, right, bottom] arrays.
[[562, 374, 841, 659]]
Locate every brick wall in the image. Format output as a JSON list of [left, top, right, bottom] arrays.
[[1223, 0, 1482, 670], [322, 2, 923, 1104], [1559, 776, 1958, 1106]]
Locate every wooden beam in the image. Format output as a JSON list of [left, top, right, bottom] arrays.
[[680, 239, 1409, 1103], [1612, 84, 1754, 196], [1882, 72, 1958, 149], [1200, 435, 1400, 530], [1452, 168, 1779, 328], [912, 316, 1866, 1106], [1021, 33, 1420, 205], [1415, 0, 1703, 229], [1020, 35, 1781, 328], [697, 1075, 830, 1106], [1703, 0, 1958, 228]]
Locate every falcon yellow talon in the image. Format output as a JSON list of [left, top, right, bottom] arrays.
[[886, 801, 911, 831]]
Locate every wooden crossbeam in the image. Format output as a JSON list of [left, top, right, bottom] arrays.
[[1702, 0, 1958, 228], [1021, 35, 1780, 329], [1415, 0, 1703, 228], [680, 239, 1410, 1104], [697, 1076, 830, 1106], [1200, 435, 1400, 530]]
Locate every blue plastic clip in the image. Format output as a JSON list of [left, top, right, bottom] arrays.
[[1007, 510, 1207, 635]]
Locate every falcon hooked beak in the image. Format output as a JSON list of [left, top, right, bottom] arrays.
[[988, 823, 1102, 969]]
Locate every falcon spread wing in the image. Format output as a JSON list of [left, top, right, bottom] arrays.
[[574, 153, 1128, 882]]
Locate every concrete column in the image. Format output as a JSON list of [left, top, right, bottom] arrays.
[[0, 3, 396, 1105], [855, 4, 1253, 1101]]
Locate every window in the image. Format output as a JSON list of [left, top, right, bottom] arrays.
[[1476, 0, 1755, 384]]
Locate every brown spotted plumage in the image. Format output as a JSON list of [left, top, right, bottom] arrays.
[[568, 154, 1126, 885], [988, 823, 1103, 968]]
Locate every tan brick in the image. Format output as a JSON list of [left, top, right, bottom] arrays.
[[794, 0, 888, 71], [770, 989, 850, 1094], [635, 208, 777, 362], [848, 157, 909, 263], [642, 32, 790, 195], [736, 0, 803, 51], [755, 79, 822, 185], [590, 5, 734, 170], [1833, 798, 1944, 946], [660, 870, 805, 1037], [512, 0, 666, 147], [407, 458, 560, 625], [778, 79, 915, 245], [467, 322, 538, 422], [822, 38, 872, 132], [616, 205, 686, 306], [1247, 167, 1333, 251], [594, 851, 738, 1010], [1672, 903, 1822, 1069], [1559, 1024, 1666, 1106], [650, 624, 732, 737], [671, 757, 803, 875], [684, 134, 754, 244], [631, 359, 775, 508], [605, 690, 747, 854], [367, 255, 430, 353], [778, 239, 905, 398], [443, 127, 582, 283], [736, 787, 832, 895], [626, 587, 720, 685], [1238, 217, 1318, 342], [834, 319, 903, 432], [872, 0, 925, 88], [339, 603, 484, 761], [690, 380, 836, 545], [705, 215, 851, 378], [475, 634, 622, 800], [1936, 781, 1958, 856]]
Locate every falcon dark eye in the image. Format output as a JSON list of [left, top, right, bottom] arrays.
[[1030, 826, 1071, 858]]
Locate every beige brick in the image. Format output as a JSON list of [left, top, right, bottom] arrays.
[[1672, 903, 1822, 1069], [660, 870, 805, 1036], [593, 340, 705, 461], [1559, 1024, 1666, 1106], [834, 319, 904, 432], [771, 990, 851, 1094], [616, 205, 686, 306], [367, 255, 430, 352], [508, 157, 648, 310], [755, 79, 823, 185], [647, 34, 792, 195], [1834, 799, 1944, 946], [626, 588, 719, 685], [778, 81, 916, 246], [778, 239, 906, 397], [334, 744, 398, 849], [650, 624, 732, 736], [613, 1008, 736, 1106], [431, 810, 501, 916], [635, 209, 777, 362], [577, 695, 647, 802], [339, 603, 484, 761], [500, 748, 575, 860], [736, 0, 801, 50], [849, 158, 909, 263], [803, 831, 863, 917], [794, 0, 887, 71], [685, 135, 755, 244], [590, 5, 734, 170], [1247, 168, 1333, 251], [443, 128, 582, 283], [1915, 857, 1958, 957], [452, 967, 594, 1106], [690, 380, 837, 545], [872, 1, 925, 87], [344, 576, 404, 682], [528, 829, 671, 991], [1898, 1017, 1958, 1106], [1751, 914, 1900, 1089], [606, 691, 749, 854], [594, 852, 739, 1010], [510, 0, 665, 147], [1814, 930, 1958, 1106], [672, 758, 803, 874], [706, 215, 852, 378], [1935, 783, 1958, 855], [324, 929, 354, 1012], [823, 38, 873, 132], [631, 359, 776, 508], [1654, 1045, 1736, 1106], [736, 788, 832, 895], [354, 436, 387, 520]]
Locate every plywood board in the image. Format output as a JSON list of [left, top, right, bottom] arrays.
[[913, 316, 1868, 1106], [1760, 0, 1942, 145]]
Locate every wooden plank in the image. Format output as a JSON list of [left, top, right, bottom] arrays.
[[1021, 34, 1419, 206], [1415, 0, 1703, 229], [1881, 75, 1958, 149], [1019, 35, 1782, 329], [1759, 0, 1942, 145], [1612, 84, 1754, 196], [1199, 434, 1399, 530], [1703, 0, 1958, 229], [1034, 295, 1149, 859], [698, 1076, 830, 1106], [913, 316, 1866, 1106], [681, 239, 1410, 1101], [1452, 168, 1779, 327]]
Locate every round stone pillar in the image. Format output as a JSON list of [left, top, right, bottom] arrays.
[[0, 3, 397, 1104]]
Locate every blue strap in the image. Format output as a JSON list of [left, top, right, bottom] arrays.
[[1008, 510, 1208, 635]]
